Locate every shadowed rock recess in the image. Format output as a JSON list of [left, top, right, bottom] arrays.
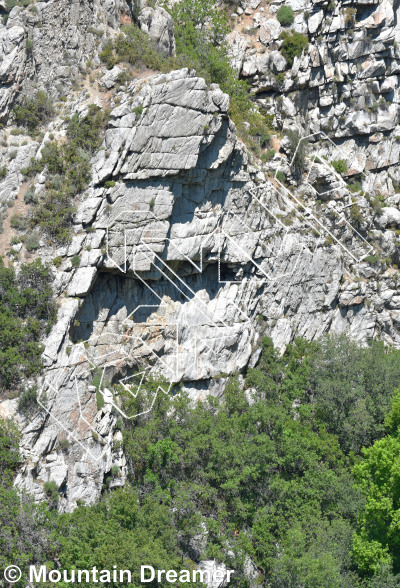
[[1, 0, 400, 516]]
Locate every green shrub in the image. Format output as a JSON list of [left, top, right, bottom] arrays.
[[133, 105, 143, 117], [347, 180, 362, 193], [0, 167, 6, 179], [96, 390, 105, 411], [276, 170, 287, 184], [279, 31, 309, 66], [261, 148, 276, 163], [25, 231, 40, 252], [99, 41, 116, 69], [25, 38, 33, 52], [364, 255, 379, 264], [110, 465, 120, 477], [10, 214, 27, 231], [344, 6, 357, 26], [24, 185, 37, 204], [5, 0, 30, 11], [332, 159, 348, 175], [276, 5, 294, 26], [27, 106, 107, 244], [350, 203, 362, 226], [58, 438, 70, 452], [30, 190, 76, 245], [0, 258, 55, 391], [71, 255, 80, 268], [44, 481, 58, 502], [116, 25, 170, 71], [66, 104, 107, 153], [104, 180, 116, 189], [17, 386, 37, 413], [13, 91, 54, 133], [100, 25, 171, 72]]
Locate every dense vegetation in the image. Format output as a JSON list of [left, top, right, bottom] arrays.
[[0, 258, 55, 392], [3, 335, 400, 586], [13, 91, 54, 134], [20, 105, 107, 244]]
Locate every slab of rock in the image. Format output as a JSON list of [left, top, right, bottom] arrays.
[[42, 299, 79, 364], [308, 10, 324, 34], [269, 50, 287, 72], [67, 267, 98, 297]]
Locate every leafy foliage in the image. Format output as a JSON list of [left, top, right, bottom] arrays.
[[276, 5, 294, 26], [0, 419, 58, 586], [279, 31, 309, 66], [308, 336, 400, 454], [0, 258, 55, 392], [26, 105, 107, 243], [352, 389, 400, 578], [57, 487, 203, 587], [332, 158, 349, 175], [2, 333, 400, 585], [13, 91, 54, 133]]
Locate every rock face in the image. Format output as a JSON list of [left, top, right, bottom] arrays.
[[8, 66, 400, 510], [1, 0, 400, 512], [233, 0, 400, 189], [0, 0, 125, 119], [138, 6, 176, 56]]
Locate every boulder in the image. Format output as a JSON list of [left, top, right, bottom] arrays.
[[259, 19, 281, 44], [67, 267, 98, 297], [99, 65, 123, 89], [138, 6, 176, 56], [377, 207, 400, 229]]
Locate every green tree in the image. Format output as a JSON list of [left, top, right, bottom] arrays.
[[0, 258, 55, 392], [308, 336, 400, 453], [352, 389, 400, 578]]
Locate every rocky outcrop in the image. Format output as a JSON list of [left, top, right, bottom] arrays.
[[1, 0, 400, 514], [138, 5, 176, 56], [4, 64, 400, 510], [230, 0, 400, 189]]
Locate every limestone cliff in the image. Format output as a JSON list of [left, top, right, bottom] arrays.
[[0, 0, 400, 512]]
